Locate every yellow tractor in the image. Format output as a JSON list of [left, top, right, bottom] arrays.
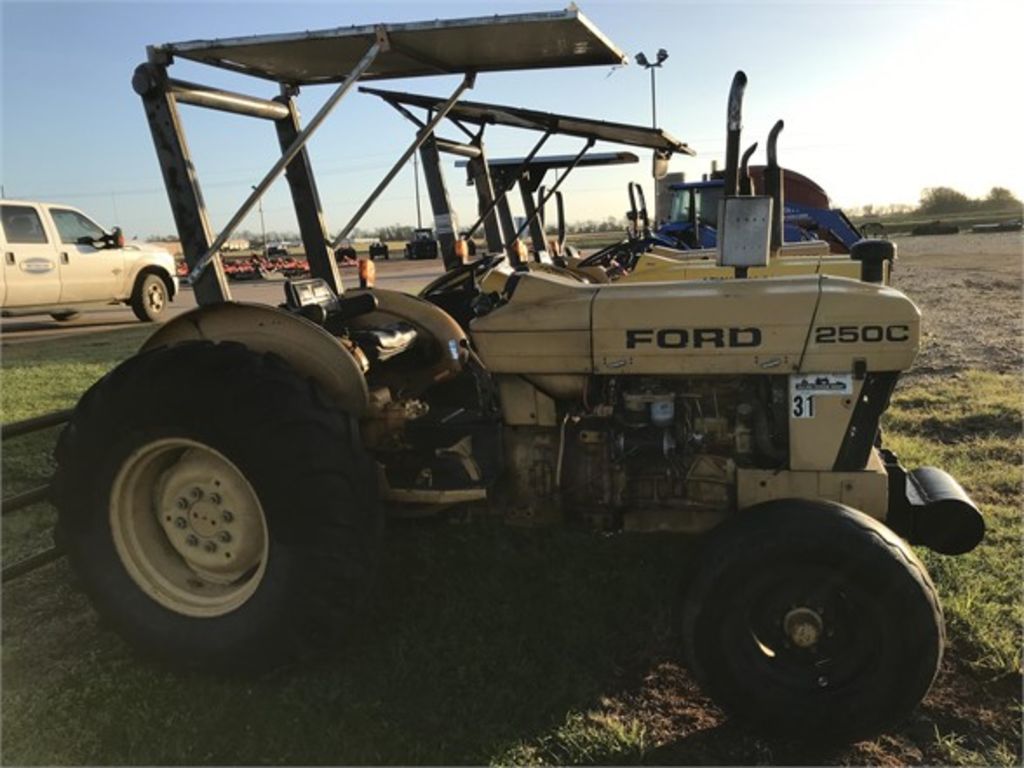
[[364, 74, 890, 289], [53, 9, 980, 743]]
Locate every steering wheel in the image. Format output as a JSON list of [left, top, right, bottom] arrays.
[[578, 239, 640, 271], [418, 254, 507, 330], [419, 254, 506, 299]]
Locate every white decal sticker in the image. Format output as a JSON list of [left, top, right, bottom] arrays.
[[433, 213, 457, 235], [790, 373, 853, 396], [789, 374, 853, 419]]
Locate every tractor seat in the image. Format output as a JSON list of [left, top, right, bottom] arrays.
[[349, 323, 418, 363]]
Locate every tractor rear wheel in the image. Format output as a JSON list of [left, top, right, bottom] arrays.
[[53, 340, 378, 671], [682, 499, 943, 742]]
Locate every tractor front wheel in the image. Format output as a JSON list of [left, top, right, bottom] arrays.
[[682, 499, 943, 742], [53, 340, 378, 671]]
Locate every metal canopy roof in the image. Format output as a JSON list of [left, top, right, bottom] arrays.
[[360, 87, 694, 155], [152, 8, 626, 84], [455, 151, 639, 170]]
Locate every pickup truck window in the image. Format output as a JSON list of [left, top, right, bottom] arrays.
[[1, 205, 49, 244], [51, 208, 105, 244]]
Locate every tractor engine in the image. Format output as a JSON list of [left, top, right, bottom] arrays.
[[559, 375, 789, 531]]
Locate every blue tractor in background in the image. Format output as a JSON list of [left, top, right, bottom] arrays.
[[583, 88, 864, 270], [657, 166, 862, 253]]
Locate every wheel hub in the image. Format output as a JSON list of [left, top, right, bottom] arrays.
[[155, 451, 262, 583], [147, 284, 165, 311], [783, 607, 824, 648]]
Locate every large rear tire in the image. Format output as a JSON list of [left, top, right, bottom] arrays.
[[53, 341, 378, 671], [682, 500, 943, 742]]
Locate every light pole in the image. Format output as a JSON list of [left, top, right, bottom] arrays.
[[635, 48, 669, 218], [413, 153, 423, 229], [252, 185, 267, 259]]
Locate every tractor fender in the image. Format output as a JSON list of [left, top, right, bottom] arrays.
[[140, 302, 370, 415], [346, 288, 468, 387]]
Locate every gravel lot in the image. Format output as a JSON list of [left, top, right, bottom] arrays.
[[891, 231, 1022, 376]]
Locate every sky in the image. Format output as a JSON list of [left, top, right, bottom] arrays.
[[1, 0, 1022, 240]]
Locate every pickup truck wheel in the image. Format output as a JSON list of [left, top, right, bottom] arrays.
[[50, 311, 80, 322], [131, 272, 168, 322], [681, 499, 943, 742], [52, 340, 379, 671]]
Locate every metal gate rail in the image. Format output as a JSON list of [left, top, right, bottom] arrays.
[[1, 409, 71, 581]]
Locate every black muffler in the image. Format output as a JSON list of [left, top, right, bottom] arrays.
[[723, 71, 747, 197], [739, 142, 758, 195], [765, 120, 785, 252], [883, 451, 985, 555]]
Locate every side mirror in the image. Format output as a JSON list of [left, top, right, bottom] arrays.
[[89, 228, 125, 249]]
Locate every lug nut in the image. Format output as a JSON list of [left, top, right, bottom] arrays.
[[204, 541, 218, 553], [185, 534, 199, 547], [222, 510, 234, 523], [177, 497, 189, 509], [218, 531, 232, 543], [190, 487, 204, 500], [174, 517, 187, 529]]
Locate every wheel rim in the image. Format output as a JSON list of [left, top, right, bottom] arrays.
[[723, 563, 884, 693], [110, 438, 269, 617], [146, 280, 166, 313]]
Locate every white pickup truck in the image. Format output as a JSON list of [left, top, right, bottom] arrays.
[[0, 200, 179, 322]]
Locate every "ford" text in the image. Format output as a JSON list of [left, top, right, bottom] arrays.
[[625, 327, 762, 349]]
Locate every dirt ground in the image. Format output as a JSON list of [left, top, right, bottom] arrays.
[[891, 231, 1022, 377]]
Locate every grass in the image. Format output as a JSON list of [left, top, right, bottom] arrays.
[[1, 326, 150, 421], [887, 371, 1023, 677], [932, 726, 1022, 768], [1, 334, 1021, 765], [2, 327, 152, 566], [849, 206, 1023, 234]]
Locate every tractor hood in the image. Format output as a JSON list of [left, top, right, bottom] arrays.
[[469, 272, 920, 376]]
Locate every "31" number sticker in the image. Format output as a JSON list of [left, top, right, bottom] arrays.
[[792, 394, 815, 418]]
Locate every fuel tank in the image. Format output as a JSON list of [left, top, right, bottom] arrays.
[[470, 272, 920, 377]]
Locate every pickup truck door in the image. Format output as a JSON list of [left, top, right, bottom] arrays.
[[47, 207, 126, 303], [1, 203, 61, 307]]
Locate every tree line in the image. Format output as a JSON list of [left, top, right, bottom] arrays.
[[857, 186, 1021, 218]]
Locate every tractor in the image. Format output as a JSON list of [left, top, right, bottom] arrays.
[[364, 77, 887, 288], [52, 8, 982, 744], [658, 171, 863, 254], [403, 228, 439, 260]]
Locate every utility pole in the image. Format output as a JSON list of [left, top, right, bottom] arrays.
[[635, 48, 669, 219], [413, 152, 423, 228]]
